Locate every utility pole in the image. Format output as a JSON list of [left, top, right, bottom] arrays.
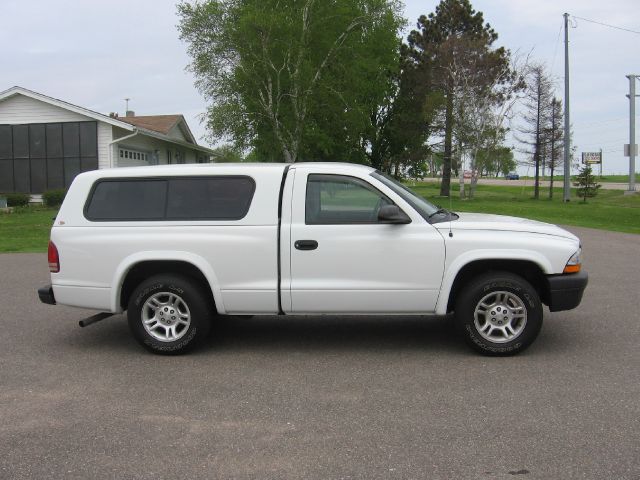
[[550, 99, 557, 198], [563, 13, 571, 202], [600, 148, 603, 178], [627, 75, 638, 193]]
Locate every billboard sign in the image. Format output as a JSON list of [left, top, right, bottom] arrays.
[[582, 152, 602, 164]]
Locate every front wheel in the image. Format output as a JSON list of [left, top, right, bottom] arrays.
[[127, 274, 212, 355], [454, 272, 543, 356]]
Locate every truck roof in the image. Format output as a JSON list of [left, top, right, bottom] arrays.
[[76, 162, 376, 180]]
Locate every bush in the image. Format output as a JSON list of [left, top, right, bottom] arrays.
[[2, 193, 30, 207], [42, 189, 67, 208]]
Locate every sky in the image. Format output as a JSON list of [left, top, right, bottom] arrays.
[[1, 0, 638, 174]]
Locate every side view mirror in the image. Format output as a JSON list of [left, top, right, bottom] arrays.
[[378, 205, 411, 224]]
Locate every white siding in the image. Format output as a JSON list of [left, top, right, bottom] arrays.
[[184, 149, 197, 163], [112, 126, 205, 168], [167, 123, 188, 142], [114, 128, 168, 167], [0, 94, 90, 123], [97, 122, 112, 169]]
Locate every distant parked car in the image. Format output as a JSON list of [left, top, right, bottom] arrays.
[[506, 172, 520, 180]]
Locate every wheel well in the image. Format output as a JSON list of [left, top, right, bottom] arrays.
[[119, 261, 215, 311], [446, 260, 548, 312]]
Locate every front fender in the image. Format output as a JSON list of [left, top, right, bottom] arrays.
[[434, 249, 553, 315]]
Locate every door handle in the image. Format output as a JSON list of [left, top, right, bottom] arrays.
[[294, 240, 318, 251]]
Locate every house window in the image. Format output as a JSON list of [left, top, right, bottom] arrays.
[[0, 121, 97, 193], [118, 148, 150, 165]]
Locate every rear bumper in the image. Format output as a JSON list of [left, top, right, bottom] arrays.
[[546, 271, 588, 312], [38, 284, 56, 305]]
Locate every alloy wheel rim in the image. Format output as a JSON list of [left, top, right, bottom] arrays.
[[141, 292, 191, 342], [473, 290, 527, 343]]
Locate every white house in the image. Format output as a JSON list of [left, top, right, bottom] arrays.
[[0, 86, 215, 194]]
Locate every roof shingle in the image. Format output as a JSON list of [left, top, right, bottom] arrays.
[[118, 114, 183, 135]]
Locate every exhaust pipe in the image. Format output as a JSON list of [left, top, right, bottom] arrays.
[[79, 312, 113, 328]]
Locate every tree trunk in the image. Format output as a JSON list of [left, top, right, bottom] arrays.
[[458, 152, 465, 199], [283, 147, 294, 163], [469, 152, 478, 199], [469, 172, 478, 199], [439, 91, 454, 197], [534, 91, 541, 199]]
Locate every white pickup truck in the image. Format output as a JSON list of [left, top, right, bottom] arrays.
[[38, 162, 587, 355]]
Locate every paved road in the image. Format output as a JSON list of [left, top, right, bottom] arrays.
[[1, 226, 639, 479], [418, 177, 638, 191]]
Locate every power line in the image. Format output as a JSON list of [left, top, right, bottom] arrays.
[[579, 139, 627, 147], [573, 116, 630, 128], [551, 20, 564, 76], [578, 125, 633, 135], [572, 15, 640, 35]]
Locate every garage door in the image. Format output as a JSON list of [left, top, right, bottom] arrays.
[[0, 121, 98, 194]]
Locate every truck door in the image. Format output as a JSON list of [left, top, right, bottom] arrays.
[[285, 167, 446, 314]]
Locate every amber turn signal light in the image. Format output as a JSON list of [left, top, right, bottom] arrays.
[[563, 264, 581, 274]]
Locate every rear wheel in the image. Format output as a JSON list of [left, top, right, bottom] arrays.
[[454, 272, 543, 355], [127, 274, 212, 355]]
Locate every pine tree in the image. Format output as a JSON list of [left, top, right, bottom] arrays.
[[546, 97, 564, 199], [406, 0, 512, 197], [573, 165, 601, 203], [515, 64, 553, 200]]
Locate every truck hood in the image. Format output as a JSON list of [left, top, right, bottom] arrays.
[[434, 212, 578, 241]]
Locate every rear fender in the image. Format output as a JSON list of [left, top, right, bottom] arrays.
[[110, 251, 225, 314]]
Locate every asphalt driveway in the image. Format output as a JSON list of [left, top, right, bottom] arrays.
[[0, 226, 638, 479]]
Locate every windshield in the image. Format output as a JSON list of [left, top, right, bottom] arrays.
[[370, 171, 440, 221]]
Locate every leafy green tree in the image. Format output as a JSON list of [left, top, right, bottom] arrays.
[[475, 146, 516, 177], [210, 144, 245, 162], [406, 0, 511, 197], [573, 165, 601, 203], [363, 48, 437, 176], [177, 0, 404, 163]]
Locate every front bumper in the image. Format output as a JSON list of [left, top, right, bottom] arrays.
[[38, 284, 56, 305], [545, 271, 588, 312]]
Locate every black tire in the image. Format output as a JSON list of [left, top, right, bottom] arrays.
[[127, 274, 213, 355], [454, 271, 543, 356]]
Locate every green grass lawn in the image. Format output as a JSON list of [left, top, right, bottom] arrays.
[[519, 174, 639, 183], [1, 184, 638, 253], [590, 174, 637, 183], [0, 206, 58, 253], [408, 182, 640, 234]]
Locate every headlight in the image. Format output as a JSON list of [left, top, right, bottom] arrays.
[[563, 247, 582, 273]]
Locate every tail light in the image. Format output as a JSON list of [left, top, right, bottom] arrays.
[[48, 241, 60, 273]]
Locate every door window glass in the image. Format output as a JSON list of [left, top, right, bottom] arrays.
[[305, 174, 392, 224]]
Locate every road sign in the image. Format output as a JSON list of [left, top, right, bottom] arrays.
[[624, 144, 638, 157]]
